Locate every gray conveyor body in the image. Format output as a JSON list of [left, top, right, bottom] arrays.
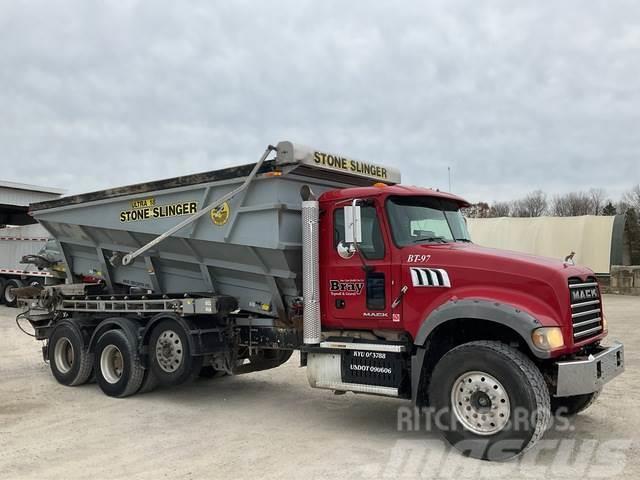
[[29, 142, 401, 319]]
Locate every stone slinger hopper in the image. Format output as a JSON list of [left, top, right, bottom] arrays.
[[21, 141, 624, 461]]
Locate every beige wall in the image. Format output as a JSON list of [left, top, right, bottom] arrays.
[[466, 216, 616, 274]]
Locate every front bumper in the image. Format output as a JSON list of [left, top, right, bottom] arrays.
[[555, 341, 624, 397]]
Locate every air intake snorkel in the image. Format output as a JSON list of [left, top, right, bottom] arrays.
[[301, 185, 321, 345]]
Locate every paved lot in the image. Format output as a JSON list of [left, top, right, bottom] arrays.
[[1, 295, 638, 479]]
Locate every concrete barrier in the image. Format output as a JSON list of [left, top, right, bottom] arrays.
[[608, 266, 640, 295]]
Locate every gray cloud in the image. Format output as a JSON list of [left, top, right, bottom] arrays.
[[1, 0, 639, 204]]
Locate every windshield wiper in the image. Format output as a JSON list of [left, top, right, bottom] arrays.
[[455, 238, 472, 243], [413, 236, 448, 244]]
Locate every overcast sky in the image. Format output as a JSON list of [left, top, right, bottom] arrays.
[[1, 0, 639, 204]]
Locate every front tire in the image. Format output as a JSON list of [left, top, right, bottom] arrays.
[[428, 341, 550, 461], [95, 329, 144, 398], [48, 322, 94, 386], [551, 390, 601, 416]]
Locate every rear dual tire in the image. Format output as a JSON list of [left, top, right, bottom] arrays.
[[47, 318, 209, 396], [92, 320, 198, 395], [94, 329, 144, 398], [148, 319, 201, 386], [138, 369, 160, 394], [48, 323, 94, 386]]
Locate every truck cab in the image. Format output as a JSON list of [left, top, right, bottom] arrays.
[[318, 184, 608, 356]]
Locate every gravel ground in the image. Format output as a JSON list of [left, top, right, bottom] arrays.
[[0, 295, 638, 479]]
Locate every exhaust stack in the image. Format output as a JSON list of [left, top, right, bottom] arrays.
[[301, 197, 321, 345]]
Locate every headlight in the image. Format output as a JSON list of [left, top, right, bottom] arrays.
[[531, 327, 565, 350]]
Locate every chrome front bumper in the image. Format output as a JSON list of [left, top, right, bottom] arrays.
[[555, 341, 625, 397]]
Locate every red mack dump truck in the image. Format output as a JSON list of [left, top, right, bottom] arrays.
[[19, 142, 624, 460]]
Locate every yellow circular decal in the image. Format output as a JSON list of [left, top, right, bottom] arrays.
[[211, 202, 230, 226]]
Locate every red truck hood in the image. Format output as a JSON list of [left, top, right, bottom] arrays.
[[403, 242, 604, 353], [410, 242, 593, 280]]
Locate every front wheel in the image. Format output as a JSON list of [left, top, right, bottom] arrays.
[[428, 341, 550, 461]]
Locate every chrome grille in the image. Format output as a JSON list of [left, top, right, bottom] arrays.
[[569, 277, 603, 341]]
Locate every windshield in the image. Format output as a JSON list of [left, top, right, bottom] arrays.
[[386, 196, 471, 246]]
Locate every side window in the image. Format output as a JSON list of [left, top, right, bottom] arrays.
[[334, 205, 385, 260], [366, 271, 386, 310]]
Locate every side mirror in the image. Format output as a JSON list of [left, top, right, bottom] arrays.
[[344, 202, 362, 244], [337, 201, 362, 260], [337, 241, 355, 259]]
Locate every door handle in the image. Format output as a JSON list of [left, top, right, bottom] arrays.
[[392, 285, 408, 309]]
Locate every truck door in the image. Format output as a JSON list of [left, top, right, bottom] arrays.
[[324, 201, 393, 329]]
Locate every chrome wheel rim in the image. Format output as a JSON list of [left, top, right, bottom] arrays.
[[54, 337, 74, 374], [451, 371, 511, 435], [101, 345, 124, 384], [155, 330, 183, 373]]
